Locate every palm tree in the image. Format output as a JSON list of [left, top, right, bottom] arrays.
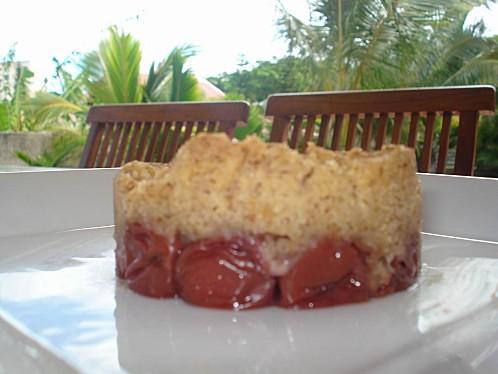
[[80, 28, 203, 104], [19, 29, 204, 166], [28, 29, 204, 129], [364, 8, 498, 88], [277, 0, 497, 90], [143, 45, 202, 102], [80, 26, 143, 103]]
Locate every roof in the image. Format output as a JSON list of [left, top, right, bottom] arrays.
[[138, 74, 225, 100], [197, 77, 225, 100]]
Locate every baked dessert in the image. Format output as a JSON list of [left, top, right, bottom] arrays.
[[114, 133, 421, 310]]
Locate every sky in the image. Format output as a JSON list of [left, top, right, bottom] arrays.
[[1, 0, 497, 90]]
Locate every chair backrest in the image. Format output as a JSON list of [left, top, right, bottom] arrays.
[[266, 86, 496, 175], [79, 101, 250, 168]]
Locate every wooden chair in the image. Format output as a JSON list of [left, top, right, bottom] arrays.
[[79, 101, 250, 168], [266, 86, 496, 175]]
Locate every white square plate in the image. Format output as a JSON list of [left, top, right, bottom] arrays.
[[0, 170, 497, 373]]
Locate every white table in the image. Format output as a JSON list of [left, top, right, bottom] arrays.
[[0, 169, 497, 373]]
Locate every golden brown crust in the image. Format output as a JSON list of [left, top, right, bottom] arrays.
[[114, 134, 421, 290]]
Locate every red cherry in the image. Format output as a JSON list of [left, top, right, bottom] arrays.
[[122, 223, 179, 298], [175, 237, 275, 310], [279, 239, 369, 308]]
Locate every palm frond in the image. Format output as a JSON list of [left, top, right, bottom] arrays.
[[142, 45, 202, 102], [81, 27, 142, 103], [24, 92, 86, 130], [15, 129, 86, 167], [444, 54, 498, 85], [166, 46, 202, 102], [277, 0, 498, 91], [143, 60, 172, 102]]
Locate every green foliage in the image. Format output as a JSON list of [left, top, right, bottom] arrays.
[[167, 46, 203, 102], [20, 56, 88, 132], [476, 115, 498, 176], [210, 57, 306, 142], [209, 56, 307, 102], [143, 45, 203, 102], [51, 57, 88, 113], [0, 103, 9, 131], [15, 129, 86, 167], [366, 15, 498, 88], [15, 29, 203, 139], [222, 93, 269, 141], [79, 29, 202, 105], [5, 28, 205, 167], [24, 92, 86, 131], [81, 27, 143, 103], [0, 48, 87, 133], [277, 0, 497, 90], [0, 46, 35, 131], [168, 47, 201, 101], [235, 105, 267, 140], [143, 60, 171, 102]]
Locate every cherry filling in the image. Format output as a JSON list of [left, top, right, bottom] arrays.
[[121, 223, 179, 298], [117, 224, 419, 309], [279, 239, 369, 308], [175, 237, 275, 310], [376, 233, 421, 296]]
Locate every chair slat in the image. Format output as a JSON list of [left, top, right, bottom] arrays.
[[114, 122, 133, 166], [391, 113, 404, 144], [345, 114, 358, 150], [207, 121, 217, 133], [157, 122, 172, 163], [330, 114, 344, 151], [269, 116, 290, 142], [407, 112, 420, 148], [375, 113, 389, 150], [105, 122, 123, 167], [317, 114, 331, 147], [361, 114, 373, 150], [144, 121, 163, 162], [302, 115, 316, 151], [436, 112, 452, 174], [196, 121, 206, 133], [218, 121, 236, 138], [183, 121, 194, 143], [135, 121, 152, 161], [420, 112, 436, 173], [124, 122, 143, 163], [84, 123, 105, 167], [166, 122, 183, 162], [95, 123, 114, 168], [289, 115, 303, 149], [454, 111, 479, 175]]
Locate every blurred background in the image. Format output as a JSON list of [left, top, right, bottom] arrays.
[[0, 0, 497, 175]]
